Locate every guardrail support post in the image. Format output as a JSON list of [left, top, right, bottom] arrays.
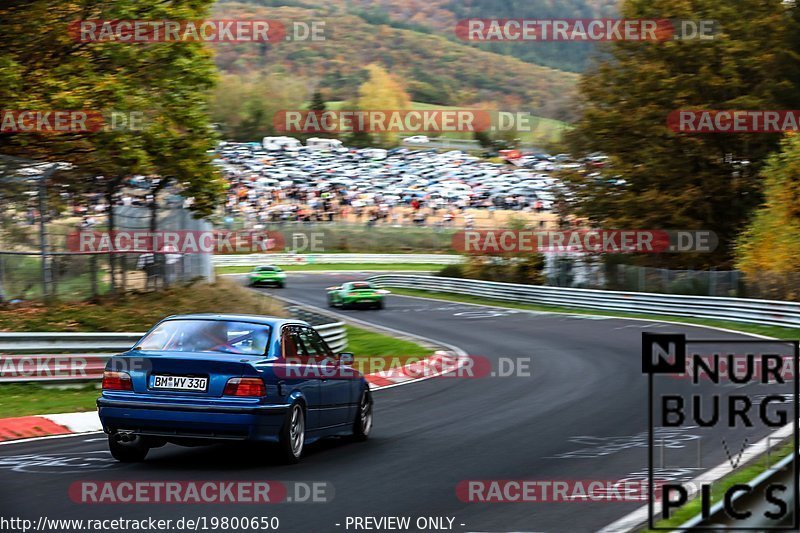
[[38, 166, 55, 300], [90, 255, 98, 298]]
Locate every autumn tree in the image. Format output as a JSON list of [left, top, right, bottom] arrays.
[[0, 0, 226, 290], [357, 63, 411, 146], [563, 0, 800, 269], [0, 0, 225, 213], [736, 134, 800, 298], [210, 72, 306, 141]]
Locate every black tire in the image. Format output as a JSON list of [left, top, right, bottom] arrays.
[[277, 403, 305, 464], [352, 390, 373, 441], [108, 433, 149, 462], [277, 282, 285, 288], [375, 300, 384, 310]]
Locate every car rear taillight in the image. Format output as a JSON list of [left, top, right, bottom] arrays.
[[224, 377, 266, 397], [102, 371, 132, 391]]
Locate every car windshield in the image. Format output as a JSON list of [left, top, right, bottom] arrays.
[[136, 320, 271, 355], [256, 266, 278, 272]]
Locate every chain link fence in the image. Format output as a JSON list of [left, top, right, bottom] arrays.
[[0, 193, 215, 301], [549, 260, 800, 301], [604, 264, 743, 297], [0, 251, 207, 302]]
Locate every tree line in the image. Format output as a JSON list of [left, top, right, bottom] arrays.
[[563, 0, 800, 282]]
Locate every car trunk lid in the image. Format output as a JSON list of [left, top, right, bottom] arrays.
[[113, 351, 264, 398]]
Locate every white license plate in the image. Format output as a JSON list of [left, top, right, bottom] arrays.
[[152, 375, 208, 391]]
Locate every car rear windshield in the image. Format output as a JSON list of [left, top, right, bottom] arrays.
[[136, 320, 271, 355], [351, 282, 374, 290], [256, 266, 278, 272]]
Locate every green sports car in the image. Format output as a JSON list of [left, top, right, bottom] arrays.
[[248, 265, 286, 288], [327, 281, 389, 309]]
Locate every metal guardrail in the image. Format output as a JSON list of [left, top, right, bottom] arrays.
[[285, 306, 348, 353], [0, 322, 347, 383], [213, 253, 462, 267], [314, 322, 347, 354], [367, 274, 800, 328], [0, 332, 142, 384], [0, 333, 143, 353]]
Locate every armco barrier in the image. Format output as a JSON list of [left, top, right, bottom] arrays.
[[313, 322, 348, 353], [213, 253, 462, 267], [366, 274, 800, 328], [0, 322, 347, 383]]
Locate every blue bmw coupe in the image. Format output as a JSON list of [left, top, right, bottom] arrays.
[[97, 314, 373, 463]]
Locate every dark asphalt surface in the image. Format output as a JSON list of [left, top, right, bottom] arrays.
[[0, 271, 793, 533]]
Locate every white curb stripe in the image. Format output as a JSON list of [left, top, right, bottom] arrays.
[[41, 412, 103, 434]]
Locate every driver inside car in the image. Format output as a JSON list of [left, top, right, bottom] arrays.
[[191, 321, 231, 353]]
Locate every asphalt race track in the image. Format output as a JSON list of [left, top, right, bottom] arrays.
[[0, 272, 791, 533]]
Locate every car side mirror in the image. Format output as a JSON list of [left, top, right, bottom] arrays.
[[338, 352, 354, 366]]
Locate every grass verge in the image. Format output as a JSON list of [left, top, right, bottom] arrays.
[[0, 278, 286, 332], [217, 264, 446, 274], [646, 442, 794, 530], [346, 324, 433, 370], [0, 384, 101, 418]]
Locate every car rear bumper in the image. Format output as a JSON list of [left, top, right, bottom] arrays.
[[250, 278, 283, 285], [97, 398, 290, 442], [343, 297, 382, 304]]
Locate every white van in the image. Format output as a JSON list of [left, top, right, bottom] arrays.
[[306, 137, 344, 151], [262, 136, 302, 152]]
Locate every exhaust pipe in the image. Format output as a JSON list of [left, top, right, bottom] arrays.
[[115, 430, 136, 443]]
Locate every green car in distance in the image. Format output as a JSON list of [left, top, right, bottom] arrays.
[[327, 281, 390, 309], [248, 265, 286, 288]]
